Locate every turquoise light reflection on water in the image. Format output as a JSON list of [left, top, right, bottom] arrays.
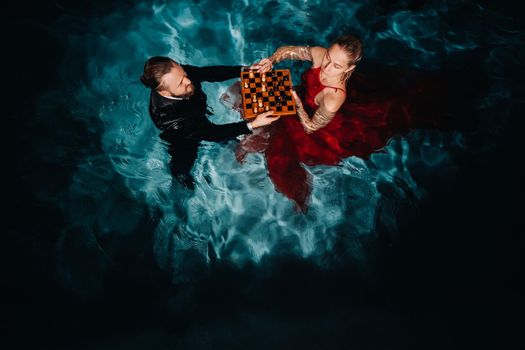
[[47, 0, 518, 286]]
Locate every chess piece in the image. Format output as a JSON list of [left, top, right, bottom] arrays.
[[249, 70, 254, 78], [261, 74, 266, 82], [244, 81, 249, 89], [252, 94, 257, 103], [261, 84, 267, 92]]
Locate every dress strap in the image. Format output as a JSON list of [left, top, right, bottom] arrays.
[[322, 85, 346, 95]]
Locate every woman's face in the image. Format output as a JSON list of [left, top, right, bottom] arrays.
[[320, 44, 356, 78]]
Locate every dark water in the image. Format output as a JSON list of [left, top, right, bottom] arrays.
[[4, 0, 524, 348]]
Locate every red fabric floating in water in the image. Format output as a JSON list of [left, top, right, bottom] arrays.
[[237, 64, 479, 212]]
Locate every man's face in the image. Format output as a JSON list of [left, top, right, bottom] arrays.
[[159, 64, 195, 98]]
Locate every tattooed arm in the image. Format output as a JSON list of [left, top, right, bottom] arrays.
[[291, 90, 344, 133], [253, 46, 317, 73], [270, 46, 313, 63]]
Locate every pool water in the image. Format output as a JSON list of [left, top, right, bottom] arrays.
[[37, 0, 522, 288]]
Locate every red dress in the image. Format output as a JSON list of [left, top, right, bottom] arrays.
[[236, 65, 477, 211]]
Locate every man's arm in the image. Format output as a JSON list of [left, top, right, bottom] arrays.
[[183, 65, 242, 83], [196, 111, 279, 142], [195, 120, 252, 142]]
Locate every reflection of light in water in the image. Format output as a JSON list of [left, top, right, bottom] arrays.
[[50, 0, 514, 286]]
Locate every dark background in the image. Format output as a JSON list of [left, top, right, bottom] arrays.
[[2, 1, 523, 348]]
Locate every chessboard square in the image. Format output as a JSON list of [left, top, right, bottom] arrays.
[[285, 86, 291, 91], [276, 106, 282, 111], [287, 106, 294, 111], [249, 78, 255, 83], [244, 93, 251, 98], [256, 92, 262, 97], [270, 102, 275, 106], [246, 103, 252, 108], [263, 97, 269, 102], [250, 88, 256, 92], [256, 83, 261, 87], [277, 71, 283, 76]]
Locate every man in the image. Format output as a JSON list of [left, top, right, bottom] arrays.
[[140, 56, 279, 188]]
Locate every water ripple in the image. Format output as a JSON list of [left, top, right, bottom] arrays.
[[47, 0, 523, 284]]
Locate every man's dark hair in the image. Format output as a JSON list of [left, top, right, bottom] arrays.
[[140, 56, 177, 90]]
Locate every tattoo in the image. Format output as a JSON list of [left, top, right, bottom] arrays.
[[296, 103, 336, 134], [270, 46, 313, 64]]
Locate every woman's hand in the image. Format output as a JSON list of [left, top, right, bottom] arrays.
[[250, 58, 273, 73], [248, 110, 280, 129]]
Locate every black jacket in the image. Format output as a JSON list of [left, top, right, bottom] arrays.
[[148, 65, 250, 144]]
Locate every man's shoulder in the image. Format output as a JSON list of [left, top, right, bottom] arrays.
[[181, 64, 199, 76], [180, 64, 194, 70], [151, 89, 176, 108]]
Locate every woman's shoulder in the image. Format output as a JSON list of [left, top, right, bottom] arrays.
[[320, 88, 346, 112], [310, 46, 326, 67]]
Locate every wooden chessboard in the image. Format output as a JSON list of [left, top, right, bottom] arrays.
[[240, 69, 296, 119]]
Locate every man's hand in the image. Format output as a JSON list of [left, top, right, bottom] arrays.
[[248, 110, 280, 129], [250, 58, 273, 73]]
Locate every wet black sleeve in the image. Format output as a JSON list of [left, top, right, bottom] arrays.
[[194, 120, 251, 142], [184, 65, 243, 83]]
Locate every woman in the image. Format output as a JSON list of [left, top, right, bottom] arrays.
[[252, 35, 363, 134]]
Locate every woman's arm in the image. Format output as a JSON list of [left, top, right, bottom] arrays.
[[270, 46, 313, 64], [253, 46, 326, 73], [291, 90, 343, 134]]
